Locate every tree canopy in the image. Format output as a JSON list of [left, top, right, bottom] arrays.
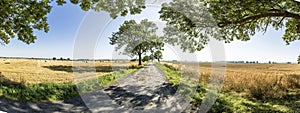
[[1, 0, 146, 45], [0, 0, 51, 44], [159, 0, 300, 52], [109, 19, 163, 65], [4, 0, 300, 59], [159, 0, 219, 52]]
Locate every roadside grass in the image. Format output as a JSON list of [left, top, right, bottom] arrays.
[[0, 63, 146, 102], [156, 63, 300, 112]]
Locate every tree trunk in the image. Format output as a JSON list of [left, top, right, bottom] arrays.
[[138, 53, 142, 66]]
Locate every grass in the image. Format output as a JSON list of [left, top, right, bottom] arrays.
[[156, 63, 300, 112], [163, 62, 300, 99], [0, 58, 146, 101], [76, 68, 140, 94]]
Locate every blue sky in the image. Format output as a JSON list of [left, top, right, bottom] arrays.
[[0, 2, 300, 63]]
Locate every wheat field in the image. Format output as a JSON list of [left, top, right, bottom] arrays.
[[0, 58, 138, 84], [162, 62, 300, 98]]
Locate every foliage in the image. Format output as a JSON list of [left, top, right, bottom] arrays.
[[109, 19, 163, 65], [159, 0, 218, 52], [151, 50, 163, 62], [57, 0, 146, 18], [0, 0, 51, 44], [0, 0, 145, 45], [298, 54, 300, 64], [202, 0, 300, 44], [159, 0, 300, 52], [142, 55, 150, 62]]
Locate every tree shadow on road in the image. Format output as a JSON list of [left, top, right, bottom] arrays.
[[104, 82, 178, 110], [0, 95, 91, 113]]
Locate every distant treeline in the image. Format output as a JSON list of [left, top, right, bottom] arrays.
[[226, 61, 294, 64], [0, 57, 137, 62]]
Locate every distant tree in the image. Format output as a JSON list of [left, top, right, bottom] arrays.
[[269, 61, 272, 64], [109, 19, 162, 66], [67, 58, 71, 61], [298, 55, 300, 64], [53, 57, 56, 60], [60, 57, 63, 60], [142, 56, 150, 62], [152, 51, 163, 62], [130, 59, 137, 62], [256, 61, 259, 64]]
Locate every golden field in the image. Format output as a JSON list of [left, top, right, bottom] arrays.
[[0, 58, 138, 84], [163, 62, 300, 98]]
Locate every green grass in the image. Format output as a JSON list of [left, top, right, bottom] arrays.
[[0, 82, 78, 101], [76, 68, 138, 94], [155, 63, 181, 87], [156, 63, 300, 112], [0, 64, 144, 102]]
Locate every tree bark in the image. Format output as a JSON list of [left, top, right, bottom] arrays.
[[138, 53, 142, 66], [218, 11, 300, 27]]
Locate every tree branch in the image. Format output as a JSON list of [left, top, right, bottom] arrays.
[[218, 11, 300, 27]]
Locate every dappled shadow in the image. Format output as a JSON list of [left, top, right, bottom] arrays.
[[104, 82, 177, 110], [260, 91, 300, 112], [0, 74, 90, 112], [0, 74, 80, 102], [43, 65, 133, 73], [240, 93, 300, 113], [0, 95, 91, 113]]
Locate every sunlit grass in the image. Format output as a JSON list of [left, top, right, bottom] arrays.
[[157, 62, 300, 112], [0, 58, 146, 101]]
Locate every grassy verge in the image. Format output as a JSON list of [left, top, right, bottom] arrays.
[[0, 63, 145, 102], [156, 63, 300, 112]]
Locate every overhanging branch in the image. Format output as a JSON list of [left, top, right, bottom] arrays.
[[218, 11, 300, 27]]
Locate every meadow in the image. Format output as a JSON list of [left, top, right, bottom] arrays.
[[158, 62, 300, 112]]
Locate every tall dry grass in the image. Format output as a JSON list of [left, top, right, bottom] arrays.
[[162, 62, 300, 99], [0, 58, 139, 84]]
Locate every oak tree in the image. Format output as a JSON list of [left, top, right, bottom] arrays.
[[109, 19, 162, 65], [159, 0, 300, 52]]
